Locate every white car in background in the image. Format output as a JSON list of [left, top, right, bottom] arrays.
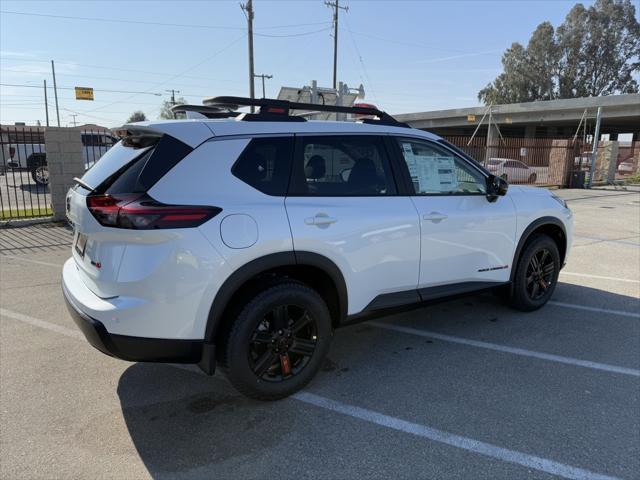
[[486, 158, 537, 184]]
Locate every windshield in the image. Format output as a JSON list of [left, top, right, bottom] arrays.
[[487, 159, 502, 165], [80, 141, 152, 190]]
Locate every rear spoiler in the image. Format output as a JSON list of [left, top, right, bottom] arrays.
[[116, 121, 215, 148]]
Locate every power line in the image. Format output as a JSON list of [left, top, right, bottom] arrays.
[[0, 83, 164, 96], [1, 67, 240, 89], [79, 33, 246, 115], [0, 56, 241, 83], [343, 10, 379, 104], [254, 27, 332, 38], [0, 10, 331, 31]]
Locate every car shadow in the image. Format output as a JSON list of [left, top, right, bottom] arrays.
[[116, 282, 638, 478], [19, 182, 50, 193], [117, 363, 303, 479]]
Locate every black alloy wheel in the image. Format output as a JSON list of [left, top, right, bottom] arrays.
[[224, 281, 332, 400], [249, 305, 318, 382], [509, 234, 560, 311], [525, 248, 555, 300]]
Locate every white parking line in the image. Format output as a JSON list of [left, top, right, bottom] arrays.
[[294, 392, 620, 480], [561, 272, 640, 284], [0, 306, 627, 479], [0, 308, 83, 339], [0, 254, 63, 268], [369, 322, 640, 377], [549, 301, 640, 319], [573, 235, 640, 247]]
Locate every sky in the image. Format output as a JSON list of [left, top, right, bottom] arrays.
[[0, 0, 608, 127]]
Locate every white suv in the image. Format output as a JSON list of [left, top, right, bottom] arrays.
[[62, 97, 573, 400]]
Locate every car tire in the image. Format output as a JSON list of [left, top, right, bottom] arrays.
[[509, 234, 560, 311], [501, 173, 508, 182], [528, 173, 537, 184], [31, 166, 49, 186], [223, 281, 333, 401]]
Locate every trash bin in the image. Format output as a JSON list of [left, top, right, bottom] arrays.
[[570, 170, 586, 188]]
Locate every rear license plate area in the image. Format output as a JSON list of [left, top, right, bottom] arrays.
[[75, 232, 88, 258]]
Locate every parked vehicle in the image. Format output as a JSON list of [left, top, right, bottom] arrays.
[[2, 131, 116, 185], [617, 159, 635, 175], [62, 97, 573, 400], [486, 158, 537, 184]]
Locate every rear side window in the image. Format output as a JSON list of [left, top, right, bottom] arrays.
[[290, 135, 396, 196], [232, 137, 294, 196], [94, 135, 192, 194]]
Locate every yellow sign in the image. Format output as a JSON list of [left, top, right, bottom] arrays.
[[75, 87, 94, 101], [467, 114, 476, 122]]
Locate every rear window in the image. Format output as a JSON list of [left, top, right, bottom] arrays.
[[81, 135, 192, 193], [80, 142, 152, 190], [232, 137, 294, 196]]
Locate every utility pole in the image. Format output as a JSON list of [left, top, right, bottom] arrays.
[[165, 89, 180, 105], [253, 73, 273, 98], [325, 0, 348, 90], [51, 60, 61, 127], [43, 79, 50, 127], [241, 0, 255, 112], [70, 114, 78, 127], [587, 106, 603, 189]]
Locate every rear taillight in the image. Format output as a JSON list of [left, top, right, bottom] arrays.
[[87, 193, 220, 229]]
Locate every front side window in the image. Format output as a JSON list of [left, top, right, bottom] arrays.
[[232, 137, 293, 196], [291, 135, 396, 196], [395, 138, 486, 195]]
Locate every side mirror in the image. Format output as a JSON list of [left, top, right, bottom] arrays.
[[486, 174, 508, 202]]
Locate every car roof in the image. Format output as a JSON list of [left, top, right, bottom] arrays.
[[124, 118, 441, 148]]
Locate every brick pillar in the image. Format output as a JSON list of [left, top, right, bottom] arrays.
[[549, 139, 572, 187], [46, 128, 84, 221], [594, 141, 619, 184]]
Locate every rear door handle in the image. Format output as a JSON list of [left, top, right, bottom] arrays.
[[423, 212, 448, 223], [305, 214, 338, 226]]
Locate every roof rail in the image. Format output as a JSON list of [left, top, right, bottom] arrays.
[[200, 96, 410, 128]]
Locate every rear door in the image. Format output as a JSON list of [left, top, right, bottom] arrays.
[[390, 136, 517, 291], [285, 134, 421, 315]]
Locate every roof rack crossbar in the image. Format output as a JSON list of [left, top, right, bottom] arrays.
[[204, 96, 409, 128]]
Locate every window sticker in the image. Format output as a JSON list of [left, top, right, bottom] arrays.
[[401, 142, 458, 193]]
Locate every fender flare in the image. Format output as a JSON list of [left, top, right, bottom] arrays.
[[204, 251, 348, 344], [510, 216, 567, 282]]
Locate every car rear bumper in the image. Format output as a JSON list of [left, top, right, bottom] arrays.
[[62, 270, 203, 364]]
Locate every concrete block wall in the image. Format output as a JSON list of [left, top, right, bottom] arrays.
[[45, 128, 85, 221]]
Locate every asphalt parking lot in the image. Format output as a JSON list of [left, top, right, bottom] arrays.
[[1, 186, 638, 480]]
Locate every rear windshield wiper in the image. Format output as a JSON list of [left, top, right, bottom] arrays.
[[73, 177, 94, 192]]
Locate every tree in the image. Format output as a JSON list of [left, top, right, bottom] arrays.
[[126, 111, 147, 123], [159, 97, 188, 120], [479, 0, 640, 104]]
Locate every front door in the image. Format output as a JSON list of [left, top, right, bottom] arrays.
[[391, 137, 517, 291], [285, 134, 421, 315]]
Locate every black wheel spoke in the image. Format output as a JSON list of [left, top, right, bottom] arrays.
[[290, 338, 316, 357], [529, 254, 539, 271], [542, 263, 555, 275], [253, 350, 278, 377], [252, 331, 272, 345], [539, 249, 548, 266], [526, 274, 535, 286], [530, 282, 539, 299], [272, 305, 289, 331], [291, 311, 312, 333]]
